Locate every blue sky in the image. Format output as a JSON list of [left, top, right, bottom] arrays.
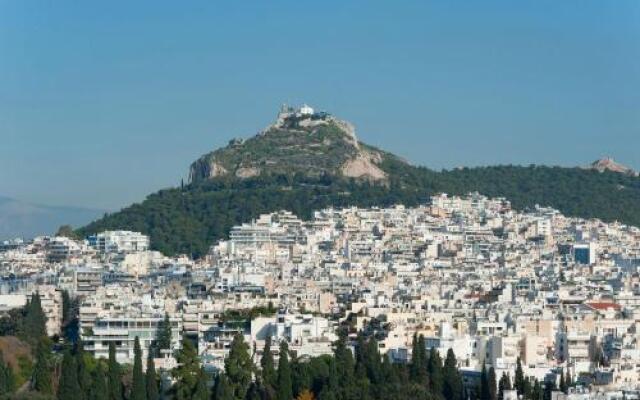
[[1, 1, 638, 210]]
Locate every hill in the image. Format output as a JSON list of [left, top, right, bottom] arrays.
[[78, 106, 640, 257], [188, 105, 394, 183]]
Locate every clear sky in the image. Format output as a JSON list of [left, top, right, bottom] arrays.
[[1, 1, 639, 211]]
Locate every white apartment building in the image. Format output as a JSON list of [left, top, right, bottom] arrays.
[[251, 313, 338, 360], [91, 231, 150, 254]]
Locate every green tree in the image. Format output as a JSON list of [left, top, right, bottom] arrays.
[[333, 335, 355, 398], [0, 351, 16, 396], [192, 368, 210, 400], [559, 370, 567, 394], [480, 363, 490, 400], [213, 374, 234, 400], [56, 225, 80, 239], [488, 367, 497, 400], [410, 333, 425, 382], [355, 337, 381, 386], [292, 355, 311, 398], [514, 358, 524, 396], [521, 378, 532, 400], [75, 340, 92, 399], [443, 349, 462, 400], [156, 313, 172, 355], [146, 347, 159, 400], [543, 378, 556, 400], [20, 292, 47, 344], [277, 341, 293, 400], [532, 379, 543, 400], [428, 349, 444, 395], [498, 373, 512, 400], [261, 335, 277, 389], [61, 290, 72, 325], [108, 342, 122, 400], [58, 350, 81, 400], [224, 334, 252, 400], [91, 363, 109, 400], [131, 337, 147, 400], [246, 382, 263, 400], [32, 338, 53, 394], [173, 338, 201, 400]]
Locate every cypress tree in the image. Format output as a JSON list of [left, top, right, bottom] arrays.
[[480, 363, 490, 400], [224, 334, 252, 400], [92, 363, 109, 400], [522, 378, 532, 400], [245, 382, 263, 400], [443, 349, 462, 400], [0, 352, 15, 396], [543, 378, 556, 400], [410, 333, 427, 382], [565, 370, 572, 390], [108, 342, 122, 400], [58, 350, 81, 400], [559, 370, 567, 394], [62, 290, 72, 324], [333, 335, 355, 398], [0, 355, 7, 395], [261, 335, 277, 388], [213, 374, 234, 400], [146, 347, 159, 400], [33, 338, 53, 394], [75, 340, 92, 399], [498, 373, 512, 400], [6, 364, 14, 395], [505, 372, 512, 390], [488, 367, 497, 400], [156, 313, 172, 354], [428, 349, 444, 394], [291, 355, 310, 398], [363, 338, 381, 383], [324, 357, 339, 400], [514, 358, 524, 395], [318, 386, 337, 400], [20, 292, 47, 344], [410, 333, 420, 381], [532, 379, 543, 400], [192, 367, 210, 400], [276, 341, 293, 400], [132, 337, 147, 400], [173, 338, 201, 400]]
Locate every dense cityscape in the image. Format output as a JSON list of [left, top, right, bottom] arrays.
[[1, 192, 639, 399], [3, 2, 638, 399]]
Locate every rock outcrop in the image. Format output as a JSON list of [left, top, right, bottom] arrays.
[[588, 157, 638, 176], [341, 152, 387, 181]]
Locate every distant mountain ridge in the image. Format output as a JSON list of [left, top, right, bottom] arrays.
[[0, 196, 104, 240], [78, 105, 640, 257]]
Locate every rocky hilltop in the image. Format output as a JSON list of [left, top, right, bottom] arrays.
[[188, 105, 393, 183], [588, 157, 638, 177]]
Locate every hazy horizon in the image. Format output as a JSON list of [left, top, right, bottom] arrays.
[[2, 1, 639, 210]]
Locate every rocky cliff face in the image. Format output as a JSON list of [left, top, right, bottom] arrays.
[[188, 108, 398, 184], [588, 157, 638, 176]]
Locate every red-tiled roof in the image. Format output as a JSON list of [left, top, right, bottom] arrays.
[[585, 302, 621, 311]]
